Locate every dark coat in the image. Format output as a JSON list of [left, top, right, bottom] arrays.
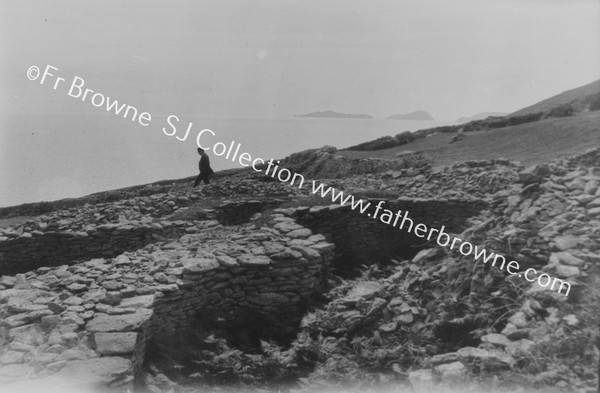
[[199, 154, 214, 175]]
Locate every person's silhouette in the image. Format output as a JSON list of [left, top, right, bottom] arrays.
[[193, 148, 214, 187]]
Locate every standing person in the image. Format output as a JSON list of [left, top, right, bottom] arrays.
[[194, 147, 214, 187]]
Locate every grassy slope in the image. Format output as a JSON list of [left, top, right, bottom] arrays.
[[340, 111, 600, 168], [511, 79, 600, 116]]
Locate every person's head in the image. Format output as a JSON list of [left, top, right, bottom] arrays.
[[197, 147, 205, 155]]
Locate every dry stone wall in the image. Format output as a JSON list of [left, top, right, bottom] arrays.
[[0, 197, 288, 276], [0, 215, 334, 391], [290, 197, 487, 265], [0, 222, 191, 276]]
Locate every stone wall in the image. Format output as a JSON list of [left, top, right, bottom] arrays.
[[0, 216, 335, 391], [290, 197, 487, 266], [0, 221, 194, 276], [0, 198, 285, 276]]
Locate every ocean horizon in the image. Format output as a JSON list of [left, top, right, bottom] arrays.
[[0, 112, 448, 207]]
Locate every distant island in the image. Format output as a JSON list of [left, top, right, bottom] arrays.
[[387, 110, 434, 121], [456, 112, 507, 123], [295, 110, 373, 119]]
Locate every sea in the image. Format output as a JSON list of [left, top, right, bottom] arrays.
[[0, 113, 446, 207]]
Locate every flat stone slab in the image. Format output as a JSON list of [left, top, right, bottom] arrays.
[[94, 332, 138, 355], [87, 309, 152, 332], [117, 295, 155, 309]]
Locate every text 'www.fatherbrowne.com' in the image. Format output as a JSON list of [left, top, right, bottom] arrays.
[[26, 64, 571, 296], [307, 183, 571, 296]]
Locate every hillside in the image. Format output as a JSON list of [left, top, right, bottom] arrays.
[[0, 143, 598, 392], [511, 78, 600, 117], [456, 112, 508, 123], [0, 80, 599, 393], [340, 111, 600, 168]]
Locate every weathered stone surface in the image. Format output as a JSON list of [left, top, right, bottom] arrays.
[[94, 332, 138, 355], [378, 322, 397, 333], [456, 346, 490, 361], [181, 257, 220, 273], [236, 254, 271, 266], [114, 255, 131, 265], [0, 364, 35, 383], [263, 241, 286, 255], [273, 222, 304, 233], [481, 333, 511, 348], [271, 249, 303, 260], [342, 281, 382, 303], [287, 228, 312, 239], [215, 255, 238, 267], [87, 309, 152, 332], [394, 312, 414, 325], [554, 252, 584, 266], [0, 350, 25, 365], [554, 264, 580, 278], [248, 292, 289, 305], [553, 236, 579, 251], [430, 352, 458, 365], [8, 324, 44, 345], [117, 295, 154, 309], [6, 297, 46, 313]]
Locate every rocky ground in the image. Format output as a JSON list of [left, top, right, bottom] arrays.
[[0, 146, 598, 392]]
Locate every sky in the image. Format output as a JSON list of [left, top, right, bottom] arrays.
[[1, 0, 599, 122]]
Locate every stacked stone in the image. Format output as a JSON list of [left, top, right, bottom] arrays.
[[484, 148, 600, 282], [288, 197, 486, 266], [0, 192, 203, 237], [407, 148, 600, 390], [0, 220, 202, 276], [314, 159, 522, 201], [0, 214, 334, 391], [199, 170, 306, 199]]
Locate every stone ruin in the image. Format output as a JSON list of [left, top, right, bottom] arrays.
[[0, 199, 337, 391], [0, 185, 491, 392]]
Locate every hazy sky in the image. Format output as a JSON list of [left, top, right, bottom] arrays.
[[1, 0, 599, 121]]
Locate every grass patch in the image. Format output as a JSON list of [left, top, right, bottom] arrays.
[[339, 112, 600, 168]]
